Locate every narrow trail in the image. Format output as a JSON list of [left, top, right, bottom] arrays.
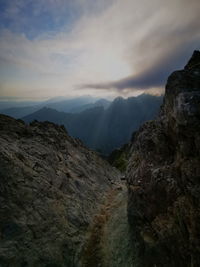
[[82, 183, 133, 267]]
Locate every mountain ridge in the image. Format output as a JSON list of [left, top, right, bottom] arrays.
[[0, 96, 108, 118], [22, 94, 163, 154]]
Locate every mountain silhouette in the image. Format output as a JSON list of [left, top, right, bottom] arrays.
[[23, 94, 162, 154]]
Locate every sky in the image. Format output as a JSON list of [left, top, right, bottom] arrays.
[[0, 0, 199, 100]]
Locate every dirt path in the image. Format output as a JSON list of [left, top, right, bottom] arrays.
[[82, 183, 133, 267]]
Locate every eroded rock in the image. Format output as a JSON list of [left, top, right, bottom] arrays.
[[127, 51, 200, 267], [0, 116, 120, 267]]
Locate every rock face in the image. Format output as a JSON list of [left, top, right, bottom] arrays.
[[127, 51, 200, 266], [0, 116, 120, 266]]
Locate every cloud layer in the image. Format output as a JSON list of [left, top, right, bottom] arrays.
[[0, 0, 199, 99]]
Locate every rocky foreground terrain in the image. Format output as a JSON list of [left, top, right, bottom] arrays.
[[0, 116, 122, 266], [127, 50, 200, 266], [0, 51, 200, 267]]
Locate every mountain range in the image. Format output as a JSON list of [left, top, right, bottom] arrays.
[[22, 94, 163, 154], [0, 96, 106, 118]]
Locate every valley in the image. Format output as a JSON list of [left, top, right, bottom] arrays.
[[0, 51, 200, 266]]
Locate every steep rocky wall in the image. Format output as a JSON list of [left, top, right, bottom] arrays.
[[126, 51, 200, 267], [0, 115, 120, 267]]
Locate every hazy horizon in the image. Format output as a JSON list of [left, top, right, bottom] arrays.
[[0, 0, 199, 100], [0, 91, 164, 103]]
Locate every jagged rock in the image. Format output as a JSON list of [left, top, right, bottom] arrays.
[[127, 51, 200, 267], [0, 116, 120, 267]]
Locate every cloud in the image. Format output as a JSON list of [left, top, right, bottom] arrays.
[[0, 0, 200, 99], [79, 0, 200, 92], [81, 39, 200, 92]]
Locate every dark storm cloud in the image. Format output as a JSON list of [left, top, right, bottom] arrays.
[[0, 0, 200, 98], [80, 2, 200, 92], [82, 41, 200, 91]]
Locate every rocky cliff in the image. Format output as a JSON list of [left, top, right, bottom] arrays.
[[127, 50, 200, 266], [0, 116, 120, 266]]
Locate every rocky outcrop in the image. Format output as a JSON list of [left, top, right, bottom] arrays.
[[127, 50, 200, 266], [0, 116, 120, 266]]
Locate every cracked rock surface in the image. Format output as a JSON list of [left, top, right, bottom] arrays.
[[126, 51, 200, 266], [0, 116, 120, 267]]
